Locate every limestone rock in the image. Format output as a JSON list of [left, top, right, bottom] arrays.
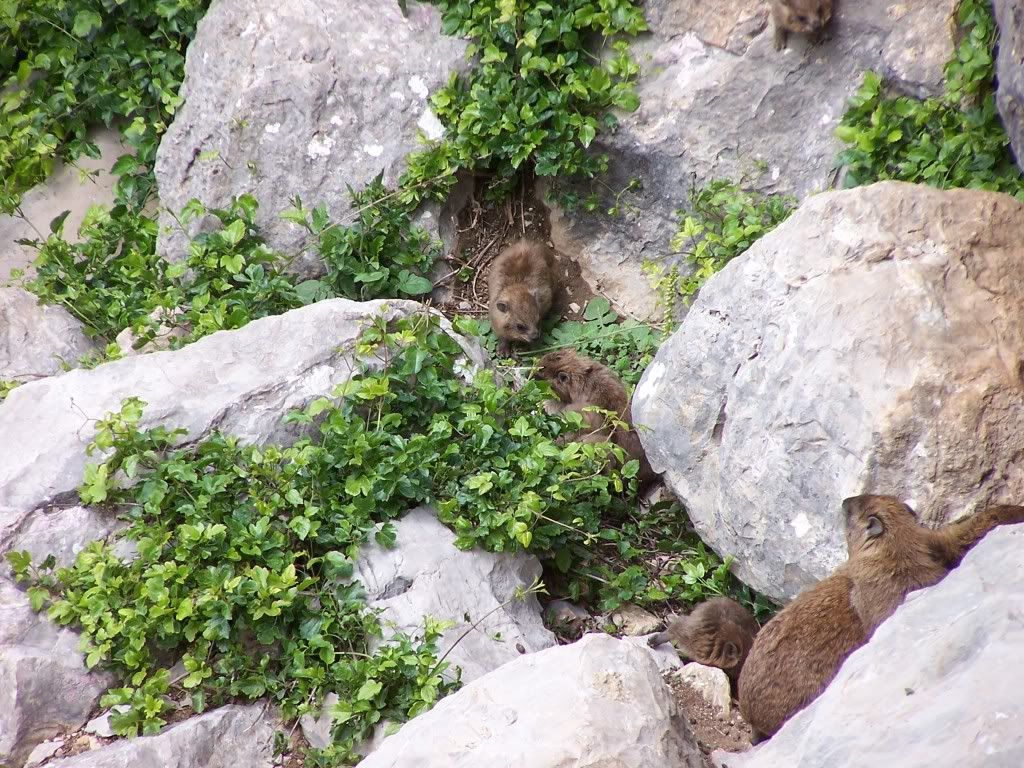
[[356, 633, 708, 768], [0, 128, 125, 283], [633, 182, 1024, 601], [44, 705, 278, 768], [624, 635, 684, 673], [0, 288, 95, 382], [0, 299, 483, 544], [0, 578, 113, 768], [611, 603, 661, 636], [714, 524, 1024, 768], [547, 0, 955, 320], [995, 0, 1024, 168], [355, 507, 555, 682], [678, 664, 732, 717], [155, 0, 468, 272]]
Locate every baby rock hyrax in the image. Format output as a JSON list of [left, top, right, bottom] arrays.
[[772, 0, 833, 50], [739, 494, 1024, 742], [648, 597, 759, 686], [536, 348, 657, 489], [487, 239, 557, 355]]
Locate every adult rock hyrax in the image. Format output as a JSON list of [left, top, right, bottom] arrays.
[[739, 494, 1024, 742], [535, 348, 657, 489], [487, 239, 557, 355], [771, 0, 833, 50], [648, 597, 759, 687]]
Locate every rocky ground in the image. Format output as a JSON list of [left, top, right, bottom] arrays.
[[2, 1, 1024, 767]]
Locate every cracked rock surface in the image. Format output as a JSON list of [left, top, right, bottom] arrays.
[[155, 0, 468, 271], [547, 0, 956, 320], [355, 507, 555, 682], [633, 182, 1024, 601]]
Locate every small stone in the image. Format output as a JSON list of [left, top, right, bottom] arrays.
[[299, 692, 338, 750], [568, 302, 581, 313], [610, 603, 660, 636], [24, 738, 62, 767], [543, 599, 590, 635], [678, 663, 732, 717]]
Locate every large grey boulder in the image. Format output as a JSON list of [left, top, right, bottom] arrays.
[[155, 0, 468, 270], [0, 298, 483, 544], [633, 182, 1024, 601], [547, 0, 955, 319], [0, 288, 96, 381], [995, 0, 1024, 168], [43, 705, 278, 768], [356, 633, 708, 768], [356, 507, 556, 682], [715, 524, 1024, 768]]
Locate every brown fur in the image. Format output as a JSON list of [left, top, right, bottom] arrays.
[[771, 0, 833, 50], [488, 240, 557, 355], [648, 597, 759, 687], [739, 495, 1024, 742], [536, 349, 658, 489]]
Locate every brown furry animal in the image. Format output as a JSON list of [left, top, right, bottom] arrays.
[[488, 240, 557, 355], [536, 348, 657, 489], [772, 0, 833, 50], [739, 495, 1024, 742], [648, 597, 760, 687]]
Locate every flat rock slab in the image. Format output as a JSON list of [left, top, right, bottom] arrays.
[[356, 633, 708, 768], [548, 0, 955, 319], [633, 182, 1024, 601], [715, 524, 1024, 768], [155, 0, 467, 270], [356, 507, 556, 682], [0, 288, 95, 381], [43, 705, 278, 768]]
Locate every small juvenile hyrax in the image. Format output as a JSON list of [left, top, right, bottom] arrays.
[[648, 597, 759, 686], [536, 348, 657, 488], [771, 0, 833, 50], [487, 239, 557, 355], [739, 495, 1024, 742]]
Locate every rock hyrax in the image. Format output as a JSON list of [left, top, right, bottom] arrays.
[[739, 494, 1024, 742], [487, 239, 557, 355], [771, 0, 833, 50], [536, 348, 657, 489], [648, 597, 759, 687]]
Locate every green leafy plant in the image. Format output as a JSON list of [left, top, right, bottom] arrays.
[[648, 180, 795, 325], [0, 379, 21, 400], [0, 0, 210, 213], [283, 178, 437, 301], [409, 0, 646, 198], [835, 0, 1024, 198]]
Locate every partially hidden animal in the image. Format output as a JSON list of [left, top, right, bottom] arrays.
[[771, 0, 833, 50], [487, 239, 557, 355], [739, 494, 1024, 742], [536, 348, 658, 489], [648, 597, 760, 688]]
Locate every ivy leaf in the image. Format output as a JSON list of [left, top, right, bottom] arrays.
[[72, 10, 103, 37], [357, 679, 383, 701]]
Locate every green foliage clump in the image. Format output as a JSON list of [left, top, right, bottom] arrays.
[[537, 297, 661, 388], [0, 0, 209, 214], [648, 180, 795, 324], [283, 178, 438, 300], [413, 0, 646, 197], [835, 0, 1024, 198], [0, 379, 20, 400]]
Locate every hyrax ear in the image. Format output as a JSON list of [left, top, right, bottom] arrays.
[[723, 641, 741, 667]]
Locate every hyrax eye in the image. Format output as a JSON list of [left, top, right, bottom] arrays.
[[558, 372, 570, 383], [516, 323, 528, 333], [496, 301, 509, 313]]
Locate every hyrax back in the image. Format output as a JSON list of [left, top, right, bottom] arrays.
[[488, 240, 557, 353], [536, 348, 657, 488], [771, 0, 833, 50], [648, 597, 759, 685], [739, 495, 1024, 741]]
